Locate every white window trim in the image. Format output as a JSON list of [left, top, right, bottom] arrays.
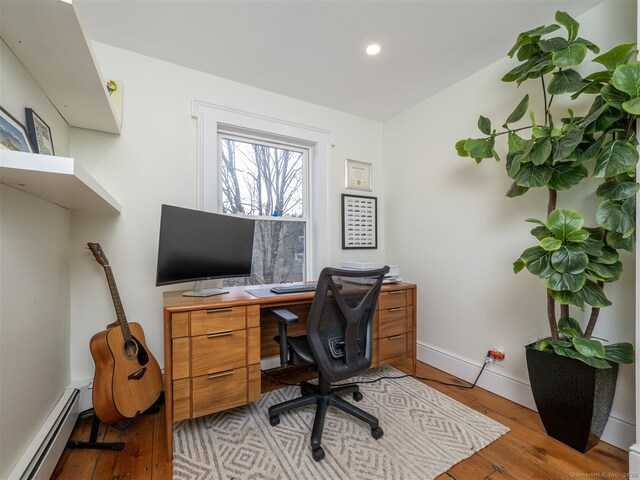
[[192, 100, 335, 280]]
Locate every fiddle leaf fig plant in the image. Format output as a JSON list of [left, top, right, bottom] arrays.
[[456, 10, 635, 368]]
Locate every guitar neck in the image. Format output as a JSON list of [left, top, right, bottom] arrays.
[[104, 265, 131, 339]]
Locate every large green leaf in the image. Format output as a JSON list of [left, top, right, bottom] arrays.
[[547, 163, 587, 191], [592, 246, 619, 265], [593, 43, 638, 71], [555, 11, 579, 42], [601, 84, 630, 110], [507, 24, 560, 57], [612, 61, 640, 98], [546, 209, 584, 239], [593, 141, 639, 178], [543, 271, 586, 292], [502, 59, 536, 83], [604, 343, 635, 364], [478, 116, 492, 135], [551, 289, 585, 309], [521, 246, 553, 277], [586, 260, 623, 282], [564, 348, 611, 368], [506, 181, 529, 198], [606, 231, 635, 252], [551, 245, 589, 274], [578, 280, 611, 308], [516, 163, 553, 188], [508, 132, 529, 154], [530, 225, 552, 240], [596, 199, 635, 237], [622, 97, 640, 115], [547, 69, 585, 95], [594, 108, 624, 132], [541, 237, 563, 251], [504, 95, 530, 125], [572, 336, 606, 358], [539, 37, 568, 52], [552, 43, 587, 67], [575, 236, 604, 256], [530, 137, 552, 165], [566, 229, 589, 243], [555, 125, 583, 160], [513, 258, 526, 274], [596, 181, 639, 200], [574, 37, 599, 54], [572, 136, 604, 166]]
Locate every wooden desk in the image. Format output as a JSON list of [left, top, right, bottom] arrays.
[[162, 282, 417, 457]]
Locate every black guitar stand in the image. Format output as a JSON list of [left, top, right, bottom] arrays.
[[67, 392, 164, 451]]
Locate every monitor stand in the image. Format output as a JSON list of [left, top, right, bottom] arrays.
[[182, 280, 229, 297]]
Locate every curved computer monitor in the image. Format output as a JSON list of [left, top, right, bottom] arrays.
[[156, 204, 255, 297]]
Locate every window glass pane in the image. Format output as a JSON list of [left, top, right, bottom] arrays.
[[219, 136, 307, 285], [220, 137, 304, 218], [223, 220, 305, 286]]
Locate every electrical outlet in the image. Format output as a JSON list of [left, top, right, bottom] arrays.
[[489, 348, 506, 363]]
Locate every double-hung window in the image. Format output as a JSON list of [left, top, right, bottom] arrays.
[[218, 132, 309, 286]]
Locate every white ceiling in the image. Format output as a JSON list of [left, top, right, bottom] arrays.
[[75, 0, 603, 121]]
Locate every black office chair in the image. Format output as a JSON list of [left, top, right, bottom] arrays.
[[268, 266, 390, 461]]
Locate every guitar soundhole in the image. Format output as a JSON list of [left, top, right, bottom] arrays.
[[123, 339, 139, 359]]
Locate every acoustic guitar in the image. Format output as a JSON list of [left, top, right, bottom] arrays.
[[87, 242, 163, 425]]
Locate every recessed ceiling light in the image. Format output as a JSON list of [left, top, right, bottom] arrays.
[[366, 44, 381, 56]]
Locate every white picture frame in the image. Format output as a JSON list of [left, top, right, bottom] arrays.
[[345, 159, 372, 191]]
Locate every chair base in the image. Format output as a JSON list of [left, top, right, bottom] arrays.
[[268, 375, 382, 461]]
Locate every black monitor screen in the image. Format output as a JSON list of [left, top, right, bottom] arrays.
[[156, 205, 255, 286]]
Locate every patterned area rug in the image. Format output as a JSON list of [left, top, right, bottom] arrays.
[[173, 366, 509, 479]]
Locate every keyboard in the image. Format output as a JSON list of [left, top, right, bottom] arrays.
[[270, 283, 343, 295]]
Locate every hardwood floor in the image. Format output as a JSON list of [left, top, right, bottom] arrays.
[[51, 362, 628, 479]]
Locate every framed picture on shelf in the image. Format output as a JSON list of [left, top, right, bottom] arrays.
[[0, 106, 33, 153], [341, 194, 377, 249], [25, 108, 54, 155], [345, 159, 372, 191]]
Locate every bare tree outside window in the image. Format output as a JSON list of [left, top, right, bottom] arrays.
[[219, 136, 307, 285]]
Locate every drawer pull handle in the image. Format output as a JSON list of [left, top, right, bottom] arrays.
[[388, 291, 403, 295], [388, 334, 404, 340], [207, 331, 233, 338], [206, 307, 233, 313], [208, 370, 234, 379], [388, 307, 405, 312]]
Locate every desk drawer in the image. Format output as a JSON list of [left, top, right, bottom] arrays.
[[379, 307, 408, 338], [191, 307, 246, 336], [191, 330, 247, 376], [192, 367, 247, 417], [379, 290, 408, 310], [379, 333, 407, 361]]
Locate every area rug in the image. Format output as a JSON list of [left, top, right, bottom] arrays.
[[173, 366, 509, 479]]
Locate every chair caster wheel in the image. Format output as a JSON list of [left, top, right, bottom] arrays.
[[371, 426, 384, 440], [312, 447, 325, 462], [353, 391, 363, 402], [269, 415, 280, 426]]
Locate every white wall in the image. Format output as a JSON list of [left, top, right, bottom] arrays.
[[69, 43, 385, 380], [383, 0, 636, 449], [0, 40, 71, 479]]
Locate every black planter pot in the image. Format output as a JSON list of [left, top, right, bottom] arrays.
[[525, 344, 618, 452]]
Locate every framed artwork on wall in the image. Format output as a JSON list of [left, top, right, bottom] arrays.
[[0, 106, 33, 153], [345, 159, 372, 191], [25, 108, 54, 155], [341, 194, 377, 249]]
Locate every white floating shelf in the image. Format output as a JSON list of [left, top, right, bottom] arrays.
[[0, 0, 121, 134], [0, 150, 121, 213]]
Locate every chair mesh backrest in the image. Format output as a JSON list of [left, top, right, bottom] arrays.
[[307, 266, 390, 383]]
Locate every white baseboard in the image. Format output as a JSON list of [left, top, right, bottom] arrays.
[[630, 444, 640, 474], [8, 388, 79, 480], [417, 341, 635, 451]]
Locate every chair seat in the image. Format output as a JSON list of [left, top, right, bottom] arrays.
[[274, 334, 316, 364]]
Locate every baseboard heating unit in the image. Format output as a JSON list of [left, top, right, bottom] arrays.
[[8, 388, 80, 480]]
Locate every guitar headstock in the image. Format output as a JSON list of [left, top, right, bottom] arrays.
[[87, 242, 109, 267]]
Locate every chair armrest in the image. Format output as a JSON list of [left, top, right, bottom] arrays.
[[269, 308, 298, 367], [269, 308, 299, 325]]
